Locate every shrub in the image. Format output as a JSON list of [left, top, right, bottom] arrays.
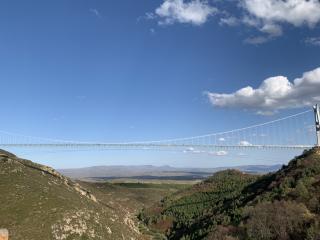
[[245, 201, 313, 240]]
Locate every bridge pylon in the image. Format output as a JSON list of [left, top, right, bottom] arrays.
[[314, 104, 320, 147]]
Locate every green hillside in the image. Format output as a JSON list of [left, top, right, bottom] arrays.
[[139, 148, 320, 240], [0, 150, 143, 240]]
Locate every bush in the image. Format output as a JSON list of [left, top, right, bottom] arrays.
[[245, 201, 313, 240]]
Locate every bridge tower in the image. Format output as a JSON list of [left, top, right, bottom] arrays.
[[314, 104, 320, 147]]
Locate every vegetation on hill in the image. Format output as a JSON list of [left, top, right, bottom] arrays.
[[3, 147, 320, 240], [80, 181, 190, 215], [0, 149, 187, 240], [0, 150, 145, 240], [138, 148, 320, 240]]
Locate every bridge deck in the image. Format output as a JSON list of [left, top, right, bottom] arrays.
[[0, 143, 314, 149]]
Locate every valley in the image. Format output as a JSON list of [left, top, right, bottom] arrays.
[[0, 150, 188, 240], [2, 148, 320, 239]]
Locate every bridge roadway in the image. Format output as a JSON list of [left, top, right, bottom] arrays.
[[0, 143, 314, 150]]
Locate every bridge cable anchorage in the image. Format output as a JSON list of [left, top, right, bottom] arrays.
[[0, 108, 317, 151]]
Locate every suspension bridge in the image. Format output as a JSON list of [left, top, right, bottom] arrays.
[[0, 105, 319, 152]]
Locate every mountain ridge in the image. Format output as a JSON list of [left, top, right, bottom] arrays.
[[0, 149, 143, 240], [139, 148, 320, 239]]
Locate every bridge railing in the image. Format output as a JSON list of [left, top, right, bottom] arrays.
[[0, 108, 318, 151]]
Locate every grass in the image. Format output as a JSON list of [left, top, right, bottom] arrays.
[[79, 180, 192, 211], [113, 182, 191, 189], [1, 152, 187, 240]]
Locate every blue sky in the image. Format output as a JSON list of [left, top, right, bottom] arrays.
[[1, 0, 320, 168]]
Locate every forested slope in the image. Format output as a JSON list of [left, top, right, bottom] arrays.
[[139, 148, 320, 240]]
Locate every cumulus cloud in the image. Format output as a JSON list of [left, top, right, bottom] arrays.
[[145, 0, 320, 42], [154, 0, 217, 25], [242, 0, 320, 27], [241, 0, 320, 38], [206, 66, 320, 115]]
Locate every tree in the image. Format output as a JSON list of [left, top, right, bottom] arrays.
[[245, 201, 313, 240]]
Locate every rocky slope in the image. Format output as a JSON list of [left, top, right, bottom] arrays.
[[0, 150, 143, 240]]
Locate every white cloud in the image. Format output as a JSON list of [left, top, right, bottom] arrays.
[[146, 0, 320, 42], [241, 0, 320, 38], [242, 15, 261, 28], [242, 0, 320, 27], [184, 147, 195, 152], [244, 36, 270, 44], [90, 8, 101, 18], [145, 12, 156, 20], [260, 22, 283, 36], [183, 148, 228, 156], [305, 37, 320, 46], [219, 16, 239, 26], [209, 150, 228, 156], [183, 147, 205, 153], [206, 66, 320, 114], [218, 137, 226, 142], [242, 20, 282, 44], [155, 0, 217, 25], [216, 150, 228, 156], [239, 140, 252, 146]]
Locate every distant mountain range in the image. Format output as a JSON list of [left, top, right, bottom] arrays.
[[58, 164, 282, 181]]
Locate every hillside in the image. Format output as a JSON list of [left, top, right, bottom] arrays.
[[139, 148, 320, 240], [0, 150, 144, 240], [58, 164, 281, 181]]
